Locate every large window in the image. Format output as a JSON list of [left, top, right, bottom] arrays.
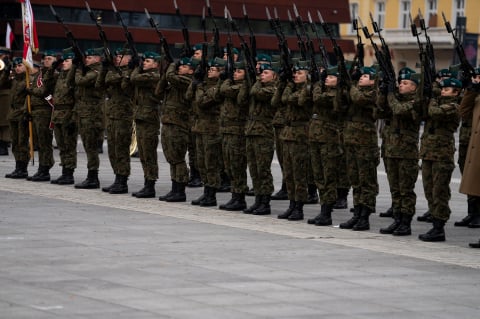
[[453, 0, 465, 26], [425, 0, 437, 27], [399, 0, 411, 29], [349, 2, 359, 34], [376, 1, 385, 30]]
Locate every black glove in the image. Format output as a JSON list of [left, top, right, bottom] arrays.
[[278, 67, 291, 83], [72, 57, 82, 66], [387, 80, 396, 93], [22, 112, 32, 124], [193, 68, 205, 82], [128, 56, 140, 70], [219, 71, 228, 81], [379, 81, 389, 95], [51, 58, 64, 70], [66, 121, 77, 136]]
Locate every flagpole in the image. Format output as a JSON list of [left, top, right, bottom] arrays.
[[25, 66, 34, 165]]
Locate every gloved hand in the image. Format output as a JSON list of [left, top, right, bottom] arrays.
[[219, 71, 228, 81], [278, 68, 291, 83], [193, 68, 205, 82], [22, 111, 32, 124], [66, 121, 77, 136], [387, 80, 396, 93], [128, 56, 140, 70], [51, 58, 64, 70]]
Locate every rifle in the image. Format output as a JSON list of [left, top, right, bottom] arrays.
[[307, 11, 329, 69], [111, 1, 139, 64], [173, 0, 194, 58], [144, 8, 173, 63], [287, 9, 307, 60], [266, 7, 292, 81], [228, 9, 257, 81], [292, 4, 319, 84], [205, 0, 222, 58], [350, 18, 364, 80], [369, 13, 395, 82], [409, 13, 432, 102], [85, 1, 115, 67], [318, 10, 350, 89], [224, 6, 234, 81], [49, 5, 84, 65], [242, 4, 257, 62], [441, 11, 475, 84], [418, 9, 436, 84]]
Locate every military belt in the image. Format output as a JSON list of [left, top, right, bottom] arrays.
[[427, 127, 453, 136], [391, 128, 418, 137], [287, 121, 308, 127]]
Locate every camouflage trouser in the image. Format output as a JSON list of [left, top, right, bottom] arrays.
[[9, 119, 29, 162], [32, 114, 54, 168], [107, 118, 132, 176], [0, 124, 10, 141], [385, 157, 418, 216], [222, 133, 248, 194], [53, 120, 77, 169], [274, 126, 285, 183], [246, 135, 274, 195], [79, 116, 103, 171], [283, 140, 308, 202], [345, 144, 380, 210], [161, 124, 189, 184], [422, 160, 454, 221], [136, 120, 159, 181], [188, 131, 197, 172], [310, 142, 339, 205], [196, 133, 221, 188], [336, 147, 350, 190]]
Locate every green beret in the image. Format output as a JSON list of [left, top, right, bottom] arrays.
[[327, 66, 339, 76], [12, 57, 23, 65], [192, 43, 203, 51], [179, 57, 195, 67], [209, 57, 226, 68], [223, 47, 239, 55], [437, 68, 452, 78], [42, 50, 57, 58], [259, 63, 274, 72], [114, 48, 132, 56], [62, 47, 75, 60], [398, 67, 419, 84], [360, 66, 376, 76], [84, 47, 104, 56], [234, 61, 246, 70], [143, 51, 161, 61], [0, 47, 11, 55], [293, 60, 310, 71], [256, 54, 272, 63], [439, 78, 462, 88], [475, 67, 480, 76]]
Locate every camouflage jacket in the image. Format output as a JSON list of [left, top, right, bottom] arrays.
[[280, 82, 311, 142], [51, 67, 76, 123], [97, 65, 133, 120], [8, 72, 27, 121], [75, 62, 103, 118], [344, 85, 378, 146], [271, 81, 288, 127], [309, 83, 341, 144], [193, 78, 222, 134], [28, 67, 56, 116], [384, 91, 422, 159], [219, 78, 249, 135], [245, 80, 277, 138], [160, 63, 192, 131], [128, 66, 161, 124], [420, 95, 460, 162]]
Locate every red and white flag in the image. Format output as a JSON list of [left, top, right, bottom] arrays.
[[21, 0, 39, 69], [5, 23, 14, 49]]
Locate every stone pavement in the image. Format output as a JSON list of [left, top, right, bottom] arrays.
[[1, 141, 480, 318]]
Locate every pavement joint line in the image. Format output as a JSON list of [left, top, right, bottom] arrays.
[[2, 178, 480, 270]]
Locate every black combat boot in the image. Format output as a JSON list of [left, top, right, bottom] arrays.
[[253, 195, 271, 215], [454, 199, 475, 227], [467, 198, 480, 228], [246, 187, 255, 196], [5, 161, 28, 179], [133, 180, 156, 198], [333, 188, 349, 209], [166, 181, 187, 202], [97, 139, 104, 154], [271, 182, 288, 200], [244, 195, 261, 214], [187, 167, 202, 187], [224, 193, 247, 211], [288, 201, 304, 221], [159, 180, 176, 201], [218, 172, 231, 193], [392, 214, 412, 236], [379, 206, 394, 218], [219, 193, 237, 210], [419, 217, 446, 242], [314, 203, 333, 226], [109, 175, 129, 194], [29, 165, 51, 182], [469, 239, 480, 248], [417, 210, 432, 222], [191, 187, 207, 205], [200, 186, 217, 207], [306, 184, 319, 204], [75, 170, 100, 189], [102, 174, 119, 192], [278, 200, 296, 219], [57, 168, 74, 185], [0, 140, 9, 155], [340, 204, 362, 229], [353, 205, 372, 231], [379, 210, 402, 234]]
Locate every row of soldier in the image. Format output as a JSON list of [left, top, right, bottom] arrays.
[[1, 44, 479, 246]]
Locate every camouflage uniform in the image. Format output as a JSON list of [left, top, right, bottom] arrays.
[[271, 81, 288, 199], [420, 95, 459, 222], [74, 60, 104, 187], [50, 63, 77, 184], [0, 53, 12, 154]]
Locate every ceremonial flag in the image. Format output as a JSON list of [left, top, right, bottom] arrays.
[[5, 23, 14, 49], [21, 0, 39, 69]]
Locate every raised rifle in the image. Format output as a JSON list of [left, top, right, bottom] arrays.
[[49, 5, 84, 66], [350, 18, 364, 80], [144, 8, 173, 63], [242, 4, 257, 62], [111, 1, 139, 64], [419, 9, 436, 84], [224, 6, 234, 81], [409, 13, 432, 103], [441, 11, 475, 85], [173, 0, 194, 58], [266, 7, 292, 81], [287, 9, 307, 60], [85, 1, 115, 67], [228, 10, 256, 81], [205, 0, 222, 59], [369, 13, 395, 82], [292, 4, 319, 84], [307, 11, 329, 69]]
